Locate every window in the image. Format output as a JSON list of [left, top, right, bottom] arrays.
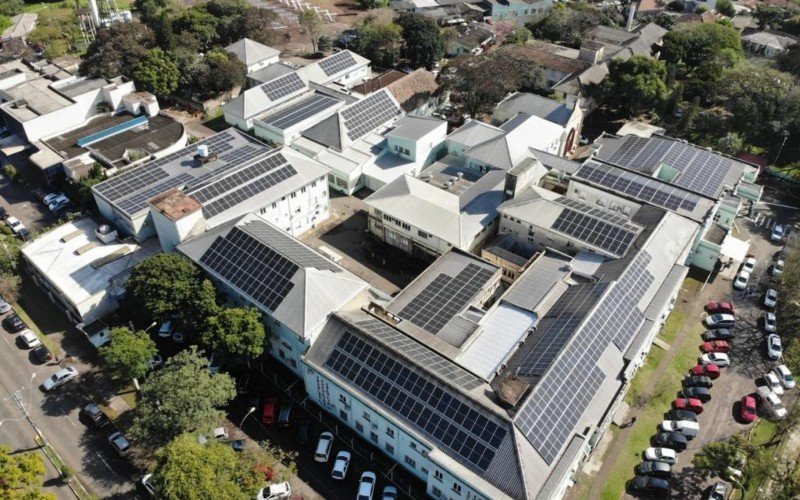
[[421, 467, 429, 475], [290, 192, 297, 199], [339, 394, 348, 404], [290, 359, 297, 368], [432, 486, 442, 497], [386, 427, 395, 438], [394, 145, 410, 155], [404, 456, 416, 468], [311, 181, 317, 188], [452, 483, 462, 495], [418, 230, 430, 239], [410, 442, 417, 451], [363, 411, 371, 422], [385, 443, 394, 454], [370, 431, 379, 442], [434, 470, 443, 482], [301, 186, 307, 193], [271, 202, 277, 209], [339, 409, 349, 420], [356, 421, 364, 433]]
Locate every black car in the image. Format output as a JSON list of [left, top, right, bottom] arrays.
[[31, 345, 54, 364], [3, 313, 26, 332], [653, 431, 688, 451], [683, 376, 713, 389], [296, 420, 310, 446], [703, 328, 734, 341], [666, 409, 698, 421], [681, 386, 712, 402], [631, 475, 670, 495], [636, 460, 672, 480]]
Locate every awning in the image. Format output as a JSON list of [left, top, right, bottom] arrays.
[[720, 234, 750, 263]]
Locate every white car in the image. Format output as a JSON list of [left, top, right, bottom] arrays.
[[41, 366, 78, 391], [733, 271, 750, 290], [141, 473, 158, 496], [257, 482, 291, 500], [764, 312, 777, 333], [771, 224, 785, 242], [19, 329, 41, 348], [108, 431, 131, 456], [764, 289, 778, 308], [774, 365, 795, 389], [700, 352, 730, 367], [381, 486, 398, 500], [764, 372, 784, 395], [330, 450, 350, 480], [47, 195, 70, 212], [357, 472, 377, 500], [660, 420, 700, 435], [5, 216, 24, 235], [767, 334, 782, 360], [43, 192, 64, 205], [772, 259, 785, 276], [314, 432, 334, 462], [644, 447, 677, 465], [705, 314, 735, 328], [742, 256, 757, 273], [756, 386, 787, 419]]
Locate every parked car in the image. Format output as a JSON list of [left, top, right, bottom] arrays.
[[148, 354, 163, 370], [764, 289, 778, 308], [660, 420, 699, 439], [3, 313, 26, 332], [256, 482, 291, 500], [330, 451, 351, 480], [314, 432, 334, 462], [357, 472, 377, 500], [700, 352, 730, 367], [42, 192, 64, 205], [296, 420, 310, 445], [764, 312, 777, 333], [706, 301, 734, 315], [666, 409, 697, 421], [706, 481, 731, 500], [644, 447, 677, 465], [19, 329, 41, 349], [158, 320, 173, 338], [702, 341, 730, 353], [262, 396, 278, 425], [733, 271, 750, 290], [673, 398, 704, 413], [0, 207, 7, 219], [108, 431, 131, 456], [141, 473, 158, 497], [48, 195, 70, 212], [630, 476, 670, 495], [756, 386, 788, 419], [653, 431, 688, 451], [742, 256, 757, 273], [0, 296, 11, 314], [772, 259, 785, 276], [41, 366, 78, 390], [31, 345, 54, 364], [703, 329, 733, 341], [706, 314, 735, 328], [277, 403, 291, 427], [683, 376, 713, 389], [381, 486, 398, 500], [6, 216, 24, 235], [208, 353, 221, 374], [692, 363, 721, 379], [171, 331, 185, 343], [764, 372, 784, 395], [636, 460, 672, 480], [773, 365, 795, 389], [767, 334, 783, 360], [681, 387, 712, 402], [740, 395, 757, 423], [81, 403, 108, 427], [771, 224, 786, 242]]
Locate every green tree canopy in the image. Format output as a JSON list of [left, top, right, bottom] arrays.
[[753, 4, 786, 29], [191, 49, 246, 99], [242, 8, 289, 47], [99, 327, 158, 382], [601, 56, 668, 117], [0, 446, 54, 500], [131, 347, 236, 448], [27, 8, 82, 59], [133, 48, 180, 98], [396, 12, 444, 69], [353, 17, 403, 68], [0, 0, 23, 17], [202, 307, 266, 362], [528, 4, 617, 47], [299, 9, 322, 53], [661, 22, 743, 70], [505, 26, 532, 46], [80, 22, 157, 78], [715, 0, 735, 17], [777, 44, 800, 76], [358, 0, 390, 9]]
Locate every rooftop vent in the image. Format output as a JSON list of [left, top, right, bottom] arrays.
[[95, 224, 118, 244]]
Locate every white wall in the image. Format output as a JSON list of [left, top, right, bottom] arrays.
[[253, 176, 330, 237]]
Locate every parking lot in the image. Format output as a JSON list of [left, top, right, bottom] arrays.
[[0, 170, 54, 234]]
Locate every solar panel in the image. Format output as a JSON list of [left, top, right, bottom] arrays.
[[239, 219, 341, 273], [514, 251, 655, 464], [551, 208, 639, 257], [261, 94, 341, 130], [353, 318, 484, 391], [318, 51, 357, 77], [260, 72, 306, 101], [398, 263, 495, 335], [201, 164, 297, 217], [324, 329, 508, 471], [190, 153, 288, 203], [341, 90, 402, 142]]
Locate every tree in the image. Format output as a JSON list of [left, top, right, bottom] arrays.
[[298, 9, 322, 53], [661, 22, 743, 70], [0, 272, 20, 302], [80, 23, 157, 78], [715, 132, 744, 155], [133, 48, 180, 98], [715, 0, 735, 17], [191, 49, 246, 99], [692, 434, 751, 478], [134, 0, 176, 26], [171, 8, 220, 51], [353, 17, 403, 68], [205, 0, 248, 45], [242, 8, 289, 47], [783, 15, 800, 35], [357, 0, 390, 9], [667, 0, 685, 11], [528, 4, 617, 47], [131, 347, 236, 448], [505, 26, 531, 46], [180, 279, 221, 336], [777, 44, 800, 76], [754, 4, 786, 30], [99, 327, 158, 387], [0, 0, 23, 16], [317, 35, 333, 53], [0, 446, 54, 500], [202, 307, 265, 362], [27, 8, 82, 59], [396, 12, 444, 69], [601, 56, 668, 117]]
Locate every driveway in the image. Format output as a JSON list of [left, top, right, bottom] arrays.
[[0, 172, 52, 233]]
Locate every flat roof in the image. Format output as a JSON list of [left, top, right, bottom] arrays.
[[1, 78, 72, 120]]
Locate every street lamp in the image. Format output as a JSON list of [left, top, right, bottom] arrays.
[[239, 406, 257, 429], [144, 321, 158, 333]]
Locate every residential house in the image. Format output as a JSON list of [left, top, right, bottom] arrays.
[[742, 30, 798, 57], [225, 38, 281, 74]]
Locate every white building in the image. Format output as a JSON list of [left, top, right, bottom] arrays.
[[225, 38, 281, 73], [492, 92, 585, 155]]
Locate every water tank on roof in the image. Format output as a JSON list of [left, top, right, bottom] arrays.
[[197, 144, 209, 158]]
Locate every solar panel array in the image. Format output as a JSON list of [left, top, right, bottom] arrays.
[[325, 330, 508, 470], [201, 164, 297, 218], [261, 94, 341, 130], [550, 204, 640, 257], [554, 196, 637, 228], [398, 263, 495, 335], [353, 318, 484, 391], [190, 153, 290, 203], [575, 162, 701, 212], [341, 90, 402, 142], [260, 72, 306, 102], [241, 219, 341, 273], [604, 136, 732, 197], [515, 251, 655, 464], [318, 51, 358, 77]]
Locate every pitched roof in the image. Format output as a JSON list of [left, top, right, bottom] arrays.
[[225, 38, 280, 66], [223, 72, 309, 120], [386, 69, 439, 112], [466, 113, 564, 168], [493, 93, 578, 127], [351, 70, 406, 95], [497, 44, 590, 75]]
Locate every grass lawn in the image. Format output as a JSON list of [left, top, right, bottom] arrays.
[[22, 0, 70, 13], [601, 306, 705, 500], [13, 302, 64, 357]]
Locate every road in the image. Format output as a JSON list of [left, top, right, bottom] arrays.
[[0, 313, 140, 499]]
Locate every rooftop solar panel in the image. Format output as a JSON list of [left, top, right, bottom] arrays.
[[551, 208, 639, 257], [318, 51, 358, 77], [201, 164, 297, 218], [341, 90, 402, 142], [261, 94, 341, 130], [260, 72, 306, 102]]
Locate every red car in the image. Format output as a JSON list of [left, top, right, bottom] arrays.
[[692, 363, 721, 379], [261, 396, 278, 425], [740, 395, 757, 423], [702, 340, 731, 353], [707, 300, 734, 315], [673, 397, 704, 414]]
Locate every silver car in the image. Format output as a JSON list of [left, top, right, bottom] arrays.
[[0, 295, 11, 314]]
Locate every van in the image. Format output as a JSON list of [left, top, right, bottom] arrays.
[[315, 432, 334, 462]]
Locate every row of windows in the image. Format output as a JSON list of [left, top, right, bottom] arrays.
[[383, 213, 410, 231]]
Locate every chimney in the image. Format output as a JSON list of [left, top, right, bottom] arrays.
[[578, 41, 605, 64]]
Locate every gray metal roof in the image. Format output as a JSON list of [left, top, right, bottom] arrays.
[[502, 252, 573, 313], [248, 62, 295, 85], [225, 38, 280, 66], [301, 113, 342, 150], [386, 115, 445, 140], [494, 93, 578, 127]]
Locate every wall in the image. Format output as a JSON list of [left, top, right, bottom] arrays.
[[490, 0, 552, 23], [368, 209, 454, 257], [247, 56, 280, 74], [252, 175, 330, 236], [333, 65, 370, 88], [690, 238, 721, 272], [498, 212, 601, 258], [566, 181, 642, 218]]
